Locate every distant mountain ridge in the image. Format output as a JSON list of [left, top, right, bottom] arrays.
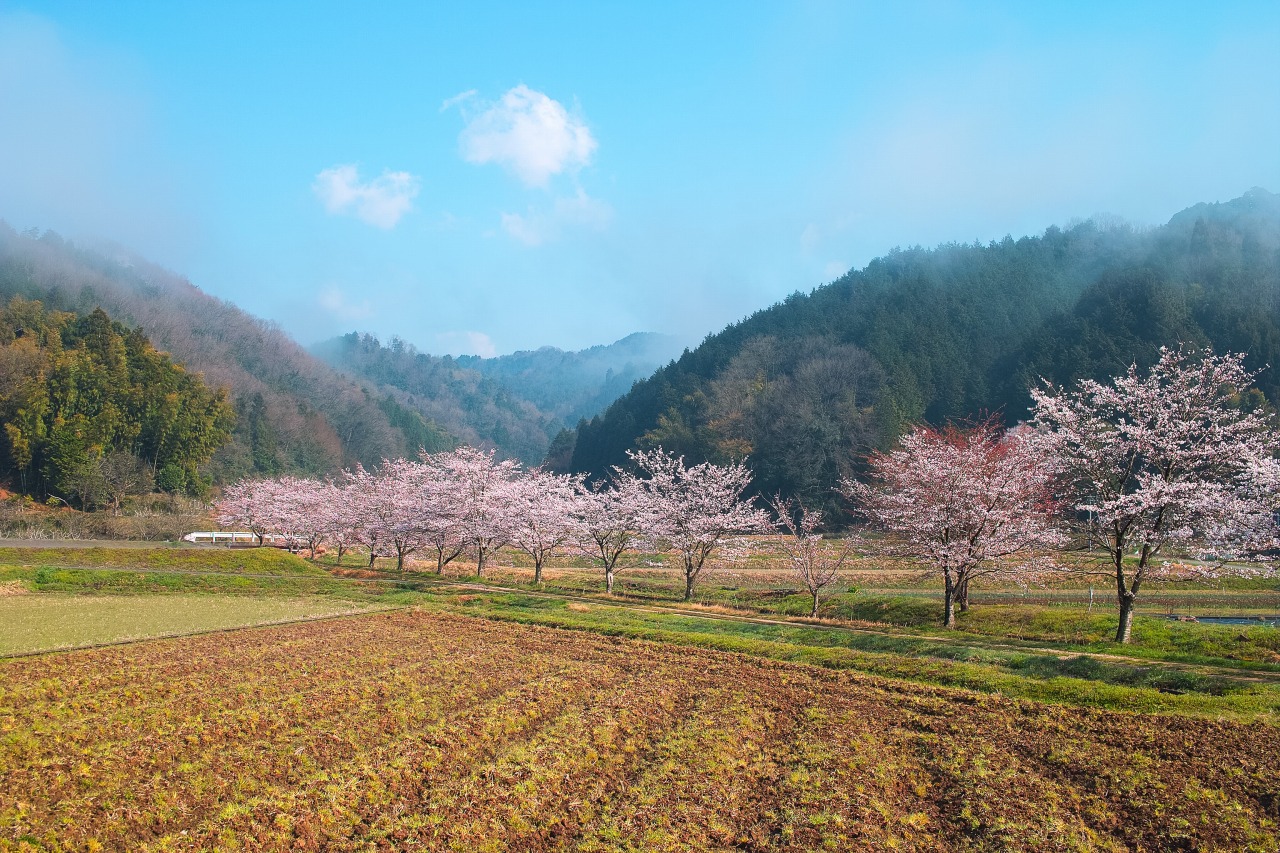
[[569, 188, 1280, 507], [0, 225, 445, 483], [311, 331, 684, 464]]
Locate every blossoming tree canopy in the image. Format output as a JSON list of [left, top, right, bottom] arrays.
[[1030, 346, 1280, 643], [842, 419, 1065, 628], [508, 469, 585, 583], [428, 446, 522, 576], [624, 447, 770, 601], [570, 476, 648, 595], [770, 496, 854, 617]]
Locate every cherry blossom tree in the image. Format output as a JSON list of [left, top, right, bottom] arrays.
[[770, 496, 854, 617], [627, 448, 770, 601], [343, 464, 400, 569], [841, 420, 1064, 629], [215, 478, 274, 544], [434, 447, 521, 576], [417, 451, 468, 575], [270, 476, 331, 557], [1031, 346, 1280, 643], [508, 469, 584, 583], [316, 479, 358, 563], [571, 477, 647, 594]]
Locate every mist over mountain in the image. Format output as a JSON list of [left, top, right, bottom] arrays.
[[311, 331, 684, 464], [5, 188, 1277, 497], [0, 224, 444, 482], [569, 189, 1280, 507]]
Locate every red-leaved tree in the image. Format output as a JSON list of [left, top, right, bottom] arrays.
[[842, 420, 1064, 628]]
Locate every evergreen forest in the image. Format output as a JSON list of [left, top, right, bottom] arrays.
[[570, 188, 1280, 507], [0, 299, 235, 506]]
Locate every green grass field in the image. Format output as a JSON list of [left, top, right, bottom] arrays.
[[0, 593, 382, 655]]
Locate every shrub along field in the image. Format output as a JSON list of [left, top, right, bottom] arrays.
[[3, 610, 1280, 852]]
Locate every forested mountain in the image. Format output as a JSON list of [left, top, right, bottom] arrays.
[[0, 300, 235, 504], [571, 188, 1280, 507], [312, 331, 682, 464], [0, 225, 446, 483]]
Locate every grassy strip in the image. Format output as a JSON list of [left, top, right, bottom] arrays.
[[478, 574, 1280, 670], [0, 594, 386, 656], [434, 592, 1280, 720], [0, 565, 387, 599], [0, 546, 323, 576]]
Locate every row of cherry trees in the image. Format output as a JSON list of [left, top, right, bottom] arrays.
[[218, 346, 1280, 642], [849, 347, 1280, 641], [217, 446, 770, 601]]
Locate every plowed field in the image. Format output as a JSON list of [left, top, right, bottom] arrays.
[[2, 610, 1278, 851]]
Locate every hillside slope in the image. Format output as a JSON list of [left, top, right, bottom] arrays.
[[0, 225, 447, 482], [570, 189, 1280, 504], [312, 331, 682, 464]]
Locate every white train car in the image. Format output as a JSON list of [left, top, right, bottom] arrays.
[[182, 531, 296, 548]]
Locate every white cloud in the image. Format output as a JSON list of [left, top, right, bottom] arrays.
[[435, 330, 497, 358], [440, 89, 477, 112], [313, 164, 419, 228], [318, 284, 373, 320], [501, 189, 612, 246], [458, 85, 596, 187]]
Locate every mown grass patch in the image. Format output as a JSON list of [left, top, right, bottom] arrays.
[[0, 546, 324, 576], [0, 594, 384, 656], [0, 565, 372, 599]]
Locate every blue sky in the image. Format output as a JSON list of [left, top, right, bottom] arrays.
[[2, 2, 1279, 356]]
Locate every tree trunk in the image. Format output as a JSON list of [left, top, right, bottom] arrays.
[[396, 552, 405, 573], [956, 575, 971, 612], [534, 558, 543, 584], [943, 570, 957, 628], [684, 571, 695, 602], [1113, 547, 1136, 643], [1115, 592, 1136, 643], [368, 551, 376, 568], [811, 589, 820, 618], [476, 549, 486, 578], [335, 542, 346, 563], [436, 552, 445, 575], [606, 567, 615, 594]]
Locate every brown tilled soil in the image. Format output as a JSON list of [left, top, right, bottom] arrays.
[[2, 609, 1278, 851]]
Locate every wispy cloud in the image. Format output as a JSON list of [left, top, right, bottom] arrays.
[[317, 284, 373, 320], [312, 164, 419, 228], [501, 189, 612, 246], [440, 89, 477, 112], [458, 85, 596, 188]]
